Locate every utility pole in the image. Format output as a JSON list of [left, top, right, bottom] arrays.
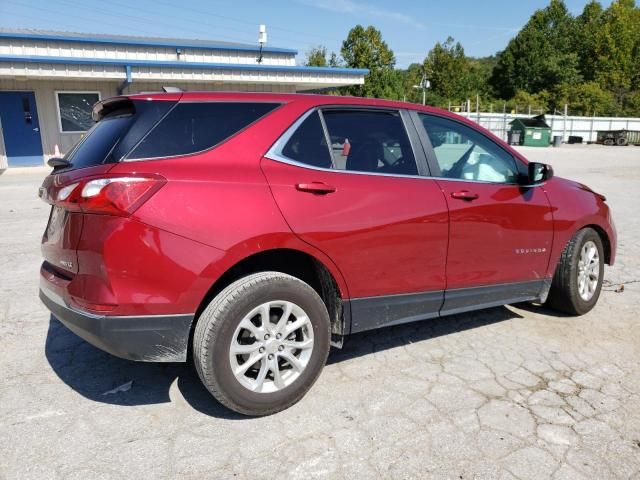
[[563, 104, 568, 142], [413, 75, 430, 106]]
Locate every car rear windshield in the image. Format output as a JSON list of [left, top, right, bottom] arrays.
[[127, 102, 280, 159], [63, 100, 174, 170], [63, 100, 280, 170]]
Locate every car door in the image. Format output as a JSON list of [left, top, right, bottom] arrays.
[[261, 107, 449, 333], [411, 111, 554, 315]]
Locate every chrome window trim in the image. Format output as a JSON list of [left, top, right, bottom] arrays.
[[265, 105, 543, 186], [265, 106, 425, 180]]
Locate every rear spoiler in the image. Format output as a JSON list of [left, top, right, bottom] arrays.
[[91, 91, 185, 122], [92, 96, 134, 122]]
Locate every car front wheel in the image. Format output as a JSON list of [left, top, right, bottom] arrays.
[[546, 227, 605, 315], [193, 272, 330, 416]]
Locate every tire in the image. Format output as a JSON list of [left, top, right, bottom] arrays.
[[546, 228, 605, 315], [193, 272, 331, 416], [603, 138, 615, 146]]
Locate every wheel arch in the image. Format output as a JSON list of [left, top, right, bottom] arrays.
[[191, 248, 348, 355], [582, 223, 612, 265]]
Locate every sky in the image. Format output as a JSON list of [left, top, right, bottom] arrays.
[[0, 0, 612, 67]]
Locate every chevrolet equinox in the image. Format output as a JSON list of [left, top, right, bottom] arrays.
[[39, 92, 617, 415]]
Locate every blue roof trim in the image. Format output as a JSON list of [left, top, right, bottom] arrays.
[[0, 54, 369, 75], [0, 31, 298, 55]]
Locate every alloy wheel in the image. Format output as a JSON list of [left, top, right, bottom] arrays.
[[577, 240, 600, 301], [229, 300, 314, 393]]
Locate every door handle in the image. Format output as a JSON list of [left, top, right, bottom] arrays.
[[295, 182, 336, 194], [451, 190, 479, 201], [33, 127, 40, 132]]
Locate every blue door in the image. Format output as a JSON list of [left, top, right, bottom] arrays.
[[0, 91, 44, 166]]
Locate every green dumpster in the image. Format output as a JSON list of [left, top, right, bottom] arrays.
[[509, 115, 552, 147]]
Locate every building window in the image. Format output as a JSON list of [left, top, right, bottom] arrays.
[[56, 92, 101, 133]]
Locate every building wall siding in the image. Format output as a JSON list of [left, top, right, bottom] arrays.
[[0, 79, 297, 165], [0, 61, 365, 88], [0, 39, 295, 66]]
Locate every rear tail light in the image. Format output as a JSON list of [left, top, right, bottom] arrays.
[[47, 174, 166, 216]]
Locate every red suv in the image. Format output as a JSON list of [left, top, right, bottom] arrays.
[[39, 92, 616, 415]]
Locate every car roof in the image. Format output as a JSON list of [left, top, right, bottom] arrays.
[[126, 91, 444, 113], [123, 91, 530, 164]]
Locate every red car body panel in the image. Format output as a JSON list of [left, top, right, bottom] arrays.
[[541, 176, 616, 273], [261, 158, 449, 298], [435, 180, 554, 289], [38, 91, 616, 362]]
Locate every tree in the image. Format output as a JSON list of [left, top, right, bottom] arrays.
[[491, 0, 580, 98], [570, 82, 616, 116], [340, 25, 398, 98], [305, 46, 328, 67], [306, 46, 342, 68], [328, 52, 342, 68], [591, 0, 640, 104], [550, 81, 616, 115], [424, 37, 470, 101], [508, 90, 550, 113], [402, 63, 425, 103], [575, 1, 604, 81]]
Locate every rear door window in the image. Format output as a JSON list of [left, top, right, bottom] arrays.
[[281, 111, 333, 168], [275, 108, 419, 176], [128, 102, 280, 159], [322, 110, 418, 176]]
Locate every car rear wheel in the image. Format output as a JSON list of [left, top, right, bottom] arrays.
[[193, 272, 330, 416], [546, 228, 604, 315]]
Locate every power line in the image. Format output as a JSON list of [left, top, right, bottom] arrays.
[[2, 1, 167, 38]]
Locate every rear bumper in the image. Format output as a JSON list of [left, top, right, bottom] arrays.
[[40, 282, 193, 362]]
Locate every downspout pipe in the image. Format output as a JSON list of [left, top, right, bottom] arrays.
[[117, 65, 132, 95]]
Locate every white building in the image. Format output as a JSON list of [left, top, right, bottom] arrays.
[[0, 29, 367, 168]]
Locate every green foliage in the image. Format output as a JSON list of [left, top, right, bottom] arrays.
[[591, 0, 640, 100], [491, 0, 580, 99], [327, 1, 640, 116], [510, 90, 550, 112], [552, 82, 616, 115], [305, 46, 328, 67], [423, 37, 477, 102], [340, 25, 400, 98], [329, 52, 342, 68], [575, 1, 604, 81]]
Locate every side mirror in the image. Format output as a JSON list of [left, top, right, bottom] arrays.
[[525, 162, 553, 185]]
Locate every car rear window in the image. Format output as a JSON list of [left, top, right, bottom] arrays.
[[127, 102, 280, 159], [63, 100, 280, 170], [63, 100, 174, 170]]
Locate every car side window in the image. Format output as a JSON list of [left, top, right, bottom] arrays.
[[281, 111, 333, 169], [129, 102, 279, 159], [276, 109, 419, 176], [322, 110, 418, 176], [418, 113, 518, 183]]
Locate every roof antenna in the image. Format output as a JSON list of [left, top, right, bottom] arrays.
[[257, 24, 267, 64]]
